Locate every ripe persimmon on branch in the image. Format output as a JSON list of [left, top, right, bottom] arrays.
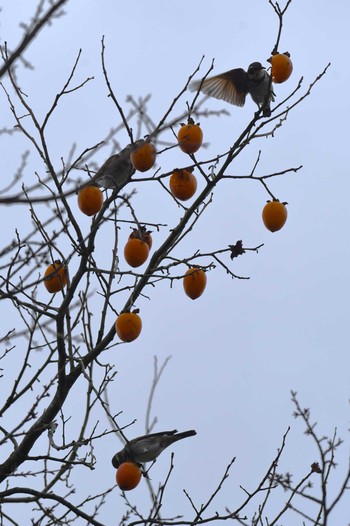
[[0, 0, 346, 525]]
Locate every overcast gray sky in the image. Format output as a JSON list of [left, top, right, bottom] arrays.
[[1, 1, 349, 524]]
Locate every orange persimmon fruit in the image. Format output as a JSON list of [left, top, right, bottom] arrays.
[[262, 200, 288, 232], [116, 462, 142, 491], [129, 226, 153, 250], [124, 238, 149, 267], [177, 118, 203, 154], [44, 260, 68, 293], [170, 169, 197, 201], [268, 53, 293, 83], [115, 310, 142, 342], [77, 186, 103, 216], [183, 267, 207, 300], [130, 141, 156, 172]]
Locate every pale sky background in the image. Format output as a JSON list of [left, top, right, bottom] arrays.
[[1, 1, 350, 524]]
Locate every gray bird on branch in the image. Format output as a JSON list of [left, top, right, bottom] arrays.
[[89, 143, 136, 190], [111, 429, 197, 468]]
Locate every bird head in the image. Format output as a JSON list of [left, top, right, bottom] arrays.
[[111, 452, 124, 469], [247, 62, 266, 81]]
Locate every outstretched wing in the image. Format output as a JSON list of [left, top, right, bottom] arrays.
[[189, 68, 248, 107]]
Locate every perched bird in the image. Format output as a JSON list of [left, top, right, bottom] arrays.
[[83, 143, 136, 190], [111, 429, 197, 468], [189, 62, 274, 117]]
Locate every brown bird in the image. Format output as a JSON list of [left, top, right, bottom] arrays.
[[190, 62, 274, 116], [112, 429, 197, 468]]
